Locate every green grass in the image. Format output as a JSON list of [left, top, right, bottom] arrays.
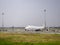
[[0, 40, 60, 45], [0, 33, 60, 45]]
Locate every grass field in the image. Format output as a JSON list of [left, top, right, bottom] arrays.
[[0, 32, 60, 45]]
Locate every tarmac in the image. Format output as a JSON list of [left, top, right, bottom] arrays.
[[0, 27, 60, 34]]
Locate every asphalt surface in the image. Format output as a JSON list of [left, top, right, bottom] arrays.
[[0, 28, 60, 34]]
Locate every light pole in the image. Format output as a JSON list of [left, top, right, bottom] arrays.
[[44, 9, 46, 29], [2, 12, 4, 30], [12, 26, 14, 31]]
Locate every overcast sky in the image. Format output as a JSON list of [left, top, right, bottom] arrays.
[[0, 0, 60, 27]]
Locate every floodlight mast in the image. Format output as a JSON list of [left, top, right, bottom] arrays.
[[44, 9, 46, 29], [2, 12, 4, 30]]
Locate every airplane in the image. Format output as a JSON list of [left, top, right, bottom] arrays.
[[25, 25, 45, 31]]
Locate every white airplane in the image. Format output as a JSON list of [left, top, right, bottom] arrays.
[[25, 25, 45, 31]]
